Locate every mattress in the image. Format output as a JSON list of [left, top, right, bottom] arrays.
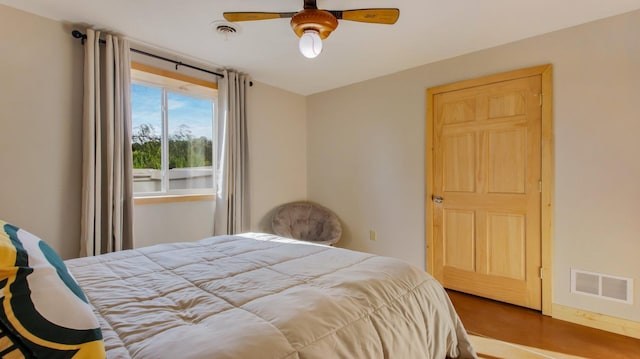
[[66, 233, 477, 358]]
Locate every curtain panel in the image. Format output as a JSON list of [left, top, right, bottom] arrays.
[[214, 70, 250, 235], [80, 29, 134, 256]]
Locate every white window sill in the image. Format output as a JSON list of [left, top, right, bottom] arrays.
[[134, 194, 215, 205]]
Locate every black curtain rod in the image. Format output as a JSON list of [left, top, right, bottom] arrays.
[[71, 30, 224, 79]]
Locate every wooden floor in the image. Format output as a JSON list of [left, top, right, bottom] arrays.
[[447, 290, 640, 359]]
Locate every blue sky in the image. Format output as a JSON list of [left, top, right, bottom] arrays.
[[131, 83, 214, 140]]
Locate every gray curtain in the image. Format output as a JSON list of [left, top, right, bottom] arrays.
[[80, 29, 134, 256], [214, 70, 250, 235]]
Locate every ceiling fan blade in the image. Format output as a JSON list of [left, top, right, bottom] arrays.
[[223, 12, 296, 22], [331, 8, 400, 25]]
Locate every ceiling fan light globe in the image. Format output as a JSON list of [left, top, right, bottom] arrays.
[[299, 30, 322, 58]]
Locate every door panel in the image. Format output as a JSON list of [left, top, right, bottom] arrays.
[[488, 128, 526, 194], [486, 212, 526, 280], [488, 91, 527, 118], [443, 210, 476, 271], [441, 98, 476, 124], [432, 75, 542, 310], [443, 134, 476, 192]]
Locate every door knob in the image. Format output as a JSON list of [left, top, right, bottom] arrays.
[[432, 195, 443, 204]]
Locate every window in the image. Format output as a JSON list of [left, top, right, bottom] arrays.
[[130, 63, 217, 197]]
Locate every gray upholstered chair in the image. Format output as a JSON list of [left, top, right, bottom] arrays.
[[271, 201, 342, 246]]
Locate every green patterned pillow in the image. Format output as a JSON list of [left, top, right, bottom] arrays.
[[0, 220, 105, 359]]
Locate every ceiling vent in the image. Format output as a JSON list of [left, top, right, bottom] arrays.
[[211, 21, 240, 40], [571, 269, 633, 304]]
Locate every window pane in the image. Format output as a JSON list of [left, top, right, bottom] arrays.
[[131, 83, 163, 193], [167, 92, 214, 191]]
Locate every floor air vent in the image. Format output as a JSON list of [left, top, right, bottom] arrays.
[[571, 269, 633, 304]]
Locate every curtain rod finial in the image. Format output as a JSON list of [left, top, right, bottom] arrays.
[[71, 30, 87, 44], [71, 30, 86, 39]]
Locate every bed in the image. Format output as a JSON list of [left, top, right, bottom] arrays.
[[0, 223, 476, 358]]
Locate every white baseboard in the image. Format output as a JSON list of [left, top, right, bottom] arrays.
[[552, 304, 640, 339]]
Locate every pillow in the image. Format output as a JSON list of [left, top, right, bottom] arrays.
[[0, 220, 105, 359], [0, 324, 30, 358]]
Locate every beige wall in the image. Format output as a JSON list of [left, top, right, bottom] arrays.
[[307, 10, 640, 322], [133, 200, 215, 248], [247, 81, 308, 232], [0, 5, 83, 259], [0, 5, 307, 257]]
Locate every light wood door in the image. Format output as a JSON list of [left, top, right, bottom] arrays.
[[431, 75, 542, 310]]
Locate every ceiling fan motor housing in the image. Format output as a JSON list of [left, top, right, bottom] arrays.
[[290, 9, 339, 39]]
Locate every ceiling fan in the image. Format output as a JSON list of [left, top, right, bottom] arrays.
[[223, 0, 400, 59]]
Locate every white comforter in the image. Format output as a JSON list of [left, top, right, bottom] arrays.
[[66, 233, 477, 359]]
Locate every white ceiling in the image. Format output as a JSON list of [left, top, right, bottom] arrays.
[[3, 0, 640, 95]]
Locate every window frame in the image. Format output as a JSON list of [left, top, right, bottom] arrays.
[[130, 62, 218, 200]]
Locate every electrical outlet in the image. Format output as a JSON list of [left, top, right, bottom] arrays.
[[369, 230, 377, 241]]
